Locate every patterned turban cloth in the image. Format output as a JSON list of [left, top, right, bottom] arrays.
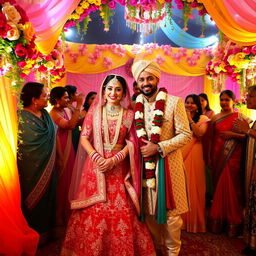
[[131, 60, 161, 82]]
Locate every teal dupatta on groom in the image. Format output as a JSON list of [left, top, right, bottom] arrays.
[[18, 109, 56, 234]]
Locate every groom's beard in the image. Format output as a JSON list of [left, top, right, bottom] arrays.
[[140, 85, 157, 97]]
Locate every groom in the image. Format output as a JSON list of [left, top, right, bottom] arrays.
[[132, 59, 191, 256]]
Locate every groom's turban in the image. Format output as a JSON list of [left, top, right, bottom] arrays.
[[131, 60, 161, 82]]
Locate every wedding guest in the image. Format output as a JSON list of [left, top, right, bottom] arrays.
[[61, 75, 155, 256], [65, 85, 84, 153], [233, 85, 256, 255], [199, 93, 215, 119], [182, 94, 209, 233], [49, 87, 84, 226], [208, 90, 251, 237], [198, 93, 215, 205], [132, 59, 191, 256], [18, 82, 57, 245], [131, 81, 141, 108], [81, 91, 97, 118]]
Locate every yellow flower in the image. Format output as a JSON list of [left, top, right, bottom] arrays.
[[81, 1, 90, 8], [88, 0, 96, 4], [157, 0, 165, 3], [22, 68, 31, 75], [196, 5, 204, 10], [19, 22, 35, 43], [6, 21, 20, 40], [186, 0, 194, 2], [76, 6, 84, 15], [45, 61, 55, 69], [234, 52, 246, 62], [2, 2, 21, 24], [25, 59, 35, 69], [94, 0, 101, 6], [71, 13, 80, 20]]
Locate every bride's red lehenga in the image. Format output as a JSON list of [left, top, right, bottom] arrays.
[[61, 77, 155, 256]]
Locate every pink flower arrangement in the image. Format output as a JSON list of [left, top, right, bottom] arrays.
[[0, 0, 38, 87], [103, 56, 113, 68]]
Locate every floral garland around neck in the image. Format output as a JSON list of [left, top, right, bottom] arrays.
[[134, 88, 167, 189]]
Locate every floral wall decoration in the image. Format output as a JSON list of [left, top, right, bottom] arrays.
[[65, 42, 213, 68], [206, 38, 256, 94], [0, 0, 37, 90], [64, 0, 208, 35]]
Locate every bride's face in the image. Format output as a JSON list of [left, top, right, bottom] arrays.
[[104, 81, 124, 105]]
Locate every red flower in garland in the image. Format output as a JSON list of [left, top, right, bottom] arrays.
[[134, 87, 167, 188]]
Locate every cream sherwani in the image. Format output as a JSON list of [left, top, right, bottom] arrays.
[[143, 92, 191, 256]]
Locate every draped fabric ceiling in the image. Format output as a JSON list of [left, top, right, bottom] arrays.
[[1, 0, 256, 254]]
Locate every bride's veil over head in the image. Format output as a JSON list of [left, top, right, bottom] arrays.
[[69, 75, 141, 212]]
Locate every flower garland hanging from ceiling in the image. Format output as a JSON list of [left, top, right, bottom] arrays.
[[64, 0, 208, 35]]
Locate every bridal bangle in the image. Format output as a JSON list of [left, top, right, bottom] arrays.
[[88, 150, 96, 157]]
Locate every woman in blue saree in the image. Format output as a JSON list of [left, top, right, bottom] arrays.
[[18, 82, 56, 244]]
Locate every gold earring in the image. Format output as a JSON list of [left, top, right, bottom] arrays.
[[56, 103, 60, 108]]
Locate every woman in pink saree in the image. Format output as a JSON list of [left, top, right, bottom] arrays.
[[61, 75, 155, 256], [50, 87, 84, 226], [208, 90, 251, 237]]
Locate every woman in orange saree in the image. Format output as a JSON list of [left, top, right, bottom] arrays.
[[208, 90, 251, 237], [182, 94, 209, 233], [61, 75, 155, 256]]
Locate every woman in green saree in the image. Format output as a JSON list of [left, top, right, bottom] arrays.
[[18, 82, 57, 244]]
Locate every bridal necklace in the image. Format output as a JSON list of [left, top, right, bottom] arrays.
[[103, 105, 123, 149], [106, 104, 121, 117]]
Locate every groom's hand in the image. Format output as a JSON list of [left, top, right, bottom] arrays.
[[140, 139, 158, 157]]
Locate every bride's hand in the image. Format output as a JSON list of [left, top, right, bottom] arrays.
[[98, 158, 115, 172]]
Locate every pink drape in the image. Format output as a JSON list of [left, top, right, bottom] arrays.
[[224, 0, 256, 32], [66, 65, 204, 101], [17, 0, 80, 53]]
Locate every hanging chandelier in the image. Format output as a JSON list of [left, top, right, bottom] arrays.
[[124, 2, 166, 35]]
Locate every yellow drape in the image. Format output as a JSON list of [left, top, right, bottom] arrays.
[[202, 0, 256, 46], [64, 43, 210, 76], [0, 76, 39, 255]]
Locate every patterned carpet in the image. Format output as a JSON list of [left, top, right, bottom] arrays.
[[36, 231, 246, 256]]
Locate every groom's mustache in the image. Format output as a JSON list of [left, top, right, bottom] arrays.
[[141, 85, 152, 89]]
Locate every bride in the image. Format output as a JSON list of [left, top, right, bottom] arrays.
[[61, 75, 155, 256]]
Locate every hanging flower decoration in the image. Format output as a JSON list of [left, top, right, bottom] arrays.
[[34, 39, 66, 84], [64, 0, 101, 35], [206, 39, 256, 93], [0, 0, 38, 90], [125, 0, 166, 34], [173, 0, 208, 33], [65, 0, 208, 36]]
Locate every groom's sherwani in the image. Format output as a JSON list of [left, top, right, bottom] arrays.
[[143, 93, 191, 216]]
